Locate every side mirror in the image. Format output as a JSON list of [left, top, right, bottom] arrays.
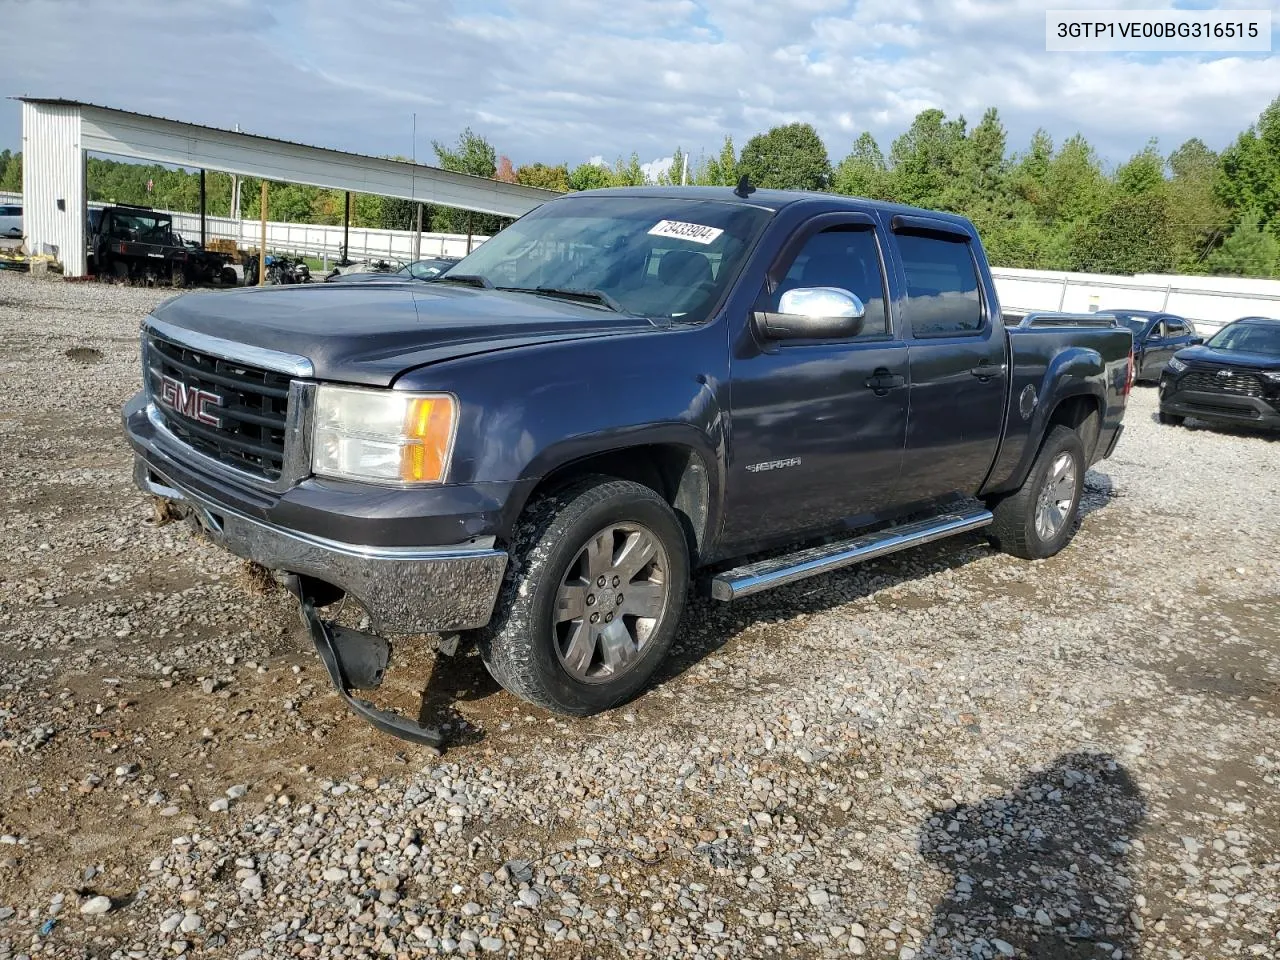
[[755, 287, 866, 340], [1190, 336, 1204, 345]]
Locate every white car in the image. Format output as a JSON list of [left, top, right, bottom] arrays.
[[0, 204, 22, 239]]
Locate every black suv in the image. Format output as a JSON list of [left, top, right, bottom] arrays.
[[1159, 316, 1280, 430]]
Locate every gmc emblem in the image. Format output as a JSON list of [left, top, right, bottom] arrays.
[[159, 374, 223, 427]]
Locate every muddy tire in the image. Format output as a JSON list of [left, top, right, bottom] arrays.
[[986, 425, 1085, 561], [479, 476, 689, 716]]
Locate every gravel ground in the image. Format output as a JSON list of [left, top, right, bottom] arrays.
[[0, 272, 1278, 960]]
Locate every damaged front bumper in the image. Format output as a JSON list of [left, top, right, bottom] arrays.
[[132, 459, 508, 635], [133, 461, 510, 747], [133, 459, 509, 748]]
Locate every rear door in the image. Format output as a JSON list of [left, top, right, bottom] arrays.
[[891, 217, 1008, 502], [723, 213, 909, 548]]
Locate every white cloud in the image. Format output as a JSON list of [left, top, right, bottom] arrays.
[[0, 0, 1275, 176]]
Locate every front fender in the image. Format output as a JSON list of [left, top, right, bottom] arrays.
[[394, 323, 730, 542]]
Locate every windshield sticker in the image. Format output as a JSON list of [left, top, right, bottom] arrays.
[[648, 220, 724, 245]]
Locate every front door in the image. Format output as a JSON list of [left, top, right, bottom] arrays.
[[723, 217, 909, 550], [1141, 317, 1195, 378], [893, 224, 1008, 502]]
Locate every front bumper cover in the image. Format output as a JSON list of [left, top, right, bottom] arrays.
[[1159, 381, 1280, 430], [133, 459, 508, 634]]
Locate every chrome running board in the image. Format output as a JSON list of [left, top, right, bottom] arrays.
[[710, 506, 994, 601]]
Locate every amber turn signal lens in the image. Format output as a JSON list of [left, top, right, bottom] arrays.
[[400, 395, 456, 483]]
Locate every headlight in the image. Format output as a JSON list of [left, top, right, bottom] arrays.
[[1167, 357, 1187, 373], [1262, 371, 1280, 383], [312, 386, 456, 484]]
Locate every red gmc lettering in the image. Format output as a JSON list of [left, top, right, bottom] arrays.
[[160, 375, 222, 427]]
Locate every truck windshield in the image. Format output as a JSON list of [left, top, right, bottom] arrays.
[[442, 196, 773, 322], [108, 211, 175, 243], [1206, 321, 1280, 356]]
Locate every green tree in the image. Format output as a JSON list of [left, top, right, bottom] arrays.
[[1168, 138, 1229, 272], [567, 162, 613, 192], [431, 129, 501, 234], [1217, 96, 1280, 240], [657, 147, 687, 186], [1069, 191, 1177, 274], [832, 132, 888, 198], [1040, 135, 1108, 225], [964, 108, 1009, 211], [0, 149, 16, 193], [516, 162, 570, 192], [695, 136, 738, 186], [1115, 140, 1166, 195], [1207, 212, 1280, 276], [609, 153, 647, 187], [886, 109, 968, 208], [1008, 129, 1054, 211], [738, 123, 831, 191]]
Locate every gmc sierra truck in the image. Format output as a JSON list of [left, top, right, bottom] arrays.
[[122, 185, 1133, 746]]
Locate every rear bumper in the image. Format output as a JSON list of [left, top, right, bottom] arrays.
[[1159, 384, 1280, 429], [134, 460, 507, 633]]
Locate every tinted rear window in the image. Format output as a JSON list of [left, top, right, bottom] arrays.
[[897, 233, 982, 336]]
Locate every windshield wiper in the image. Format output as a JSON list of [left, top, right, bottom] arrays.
[[507, 286, 626, 313], [427, 273, 492, 288]]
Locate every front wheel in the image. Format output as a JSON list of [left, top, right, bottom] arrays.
[[479, 477, 690, 716], [986, 425, 1085, 561]]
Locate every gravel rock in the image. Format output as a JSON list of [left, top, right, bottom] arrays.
[[78, 895, 112, 915]]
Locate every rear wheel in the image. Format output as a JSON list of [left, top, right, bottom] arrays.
[[986, 425, 1085, 561], [1157, 410, 1184, 426], [479, 477, 689, 715]]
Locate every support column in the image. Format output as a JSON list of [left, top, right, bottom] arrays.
[[259, 181, 268, 287], [199, 169, 207, 247], [343, 191, 351, 263], [20, 101, 88, 276]]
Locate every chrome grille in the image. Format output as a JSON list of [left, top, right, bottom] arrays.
[[145, 330, 291, 479]]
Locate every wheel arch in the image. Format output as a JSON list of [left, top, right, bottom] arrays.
[[509, 432, 719, 566]]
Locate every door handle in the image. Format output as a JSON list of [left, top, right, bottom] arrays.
[[970, 362, 1006, 381], [864, 369, 905, 393]]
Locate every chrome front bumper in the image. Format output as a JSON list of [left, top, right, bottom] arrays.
[[134, 460, 508, 634]]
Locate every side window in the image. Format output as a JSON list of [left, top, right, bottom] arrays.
[[772, 227, 889, 337], [1166, 320, 1187, 337], [897, 232, 983, 336]]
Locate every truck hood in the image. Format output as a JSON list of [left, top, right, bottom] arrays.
[[151, 282, 659, 385], [1175, 344, 1280, 371]]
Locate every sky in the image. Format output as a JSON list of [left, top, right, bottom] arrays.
[[1, 0, 1277, 178]]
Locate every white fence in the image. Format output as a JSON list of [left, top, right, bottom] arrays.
[[991, 267, 1280, 334], [5, 190, 1280, 324]]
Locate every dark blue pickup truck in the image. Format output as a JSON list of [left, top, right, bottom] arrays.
[[123, 186, 1133, 745]]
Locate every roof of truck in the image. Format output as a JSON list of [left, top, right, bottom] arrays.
[[566, 185, 976, 226]]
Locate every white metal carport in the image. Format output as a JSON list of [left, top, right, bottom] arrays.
[[17, 98, 559, 277]]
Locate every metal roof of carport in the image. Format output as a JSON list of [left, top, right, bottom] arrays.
[[16, 98, 560, 276], [17, 98, 560, 217]]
